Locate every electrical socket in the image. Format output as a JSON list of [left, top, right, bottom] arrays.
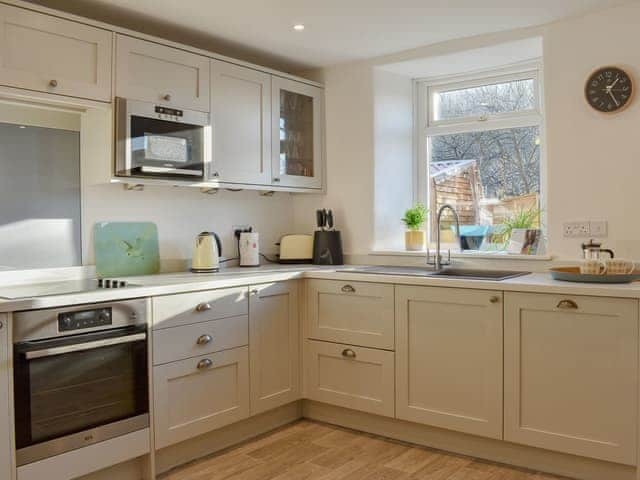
[[232, 225, 252, 239], [563, 221, 590, 238], [589, 220, 608, 238]]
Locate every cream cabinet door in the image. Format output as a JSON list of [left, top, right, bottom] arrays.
[[0, 4, 112, 101], [271, 77, 323, 189], [116, 34, 209, 111], [306, 279, 395, 349], [153, 347, 250, 449], [504, 293, 638, 465], [395, 286, 503, 440], [211, 60, 271, 185], [304, 339, 395, 417], [0, 314, 12, 480], [249, 282, 300, 415]]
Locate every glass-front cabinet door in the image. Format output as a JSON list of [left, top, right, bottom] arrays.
[[272, 77, 323, 189]]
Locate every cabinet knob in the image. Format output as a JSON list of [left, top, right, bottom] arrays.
[[341, 348, 357, 359], [250, 289, 259, 296], [197, 334, 213, 345], [557, 299, 578, 310], [162, 93, 172, 101], [197, 358, 213, 370], [273, 177, 281, 182], [212, 171, 220, 178], [0, 320, 3, 330], [489, 296, 500, 304], [341, 284, 356, 293], [196, 302, 212, 312], [49, 79, 58, 87]]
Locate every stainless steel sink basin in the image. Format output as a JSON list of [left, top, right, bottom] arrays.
[[344, 266, 529, 281], [429, 268, 530, 281]]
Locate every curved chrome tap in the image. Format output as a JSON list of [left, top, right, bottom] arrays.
[[428, 204, 460, 271]]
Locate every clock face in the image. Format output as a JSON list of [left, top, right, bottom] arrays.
[[585, 66, 634, 113]]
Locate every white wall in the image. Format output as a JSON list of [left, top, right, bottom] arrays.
[[293, 2, 640, 262]]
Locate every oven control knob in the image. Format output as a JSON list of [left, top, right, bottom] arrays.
[[63, 316, 72, 326], [98, 312, 110, 324]]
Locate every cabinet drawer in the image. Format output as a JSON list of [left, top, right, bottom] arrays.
[[153, 346, 250, 449], [0, 4, 112, 101], [153, 315, 248, 365], [306, 280, 394, 349], [153, 287, 247, 330], [116, 34, 210, 111], [304, 340, 394, 417], [504, 292, 638, 465]]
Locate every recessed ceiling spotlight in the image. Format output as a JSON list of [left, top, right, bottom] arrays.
[[293, 24, 305, 31]]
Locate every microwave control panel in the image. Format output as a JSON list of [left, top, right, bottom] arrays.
[[58, 308, 112, 332]]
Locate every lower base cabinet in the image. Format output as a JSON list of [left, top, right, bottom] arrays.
[[249, 282, 300, 415], [304, 339, 395, 417], [504, 292, 638, 465], [153, 346, 250, 449], [395, 286, 503, 440]]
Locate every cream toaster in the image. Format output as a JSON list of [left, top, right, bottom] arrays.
[[278, 234, 313, 264]]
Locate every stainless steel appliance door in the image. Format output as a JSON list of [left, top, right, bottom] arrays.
[[115, 97, 210, 180], [13, 325, 149, 465]]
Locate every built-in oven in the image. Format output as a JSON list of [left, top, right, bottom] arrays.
[[12, 299, 149, 466], [115, 97, 210, 180]]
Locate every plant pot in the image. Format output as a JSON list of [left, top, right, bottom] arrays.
[[405, 230, 426, 251]]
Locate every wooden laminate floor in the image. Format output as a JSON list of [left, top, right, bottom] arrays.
[[162, 420, 573, 480]]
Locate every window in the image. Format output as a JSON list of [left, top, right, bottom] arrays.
[[418, 66, 543, 252]]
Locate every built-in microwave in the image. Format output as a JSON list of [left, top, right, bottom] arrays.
[[115, 97, 210, 180]]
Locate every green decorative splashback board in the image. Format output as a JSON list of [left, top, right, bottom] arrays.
[[94, 222, 160, 277]]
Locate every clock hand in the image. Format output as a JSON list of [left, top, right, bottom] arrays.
[[609, 90, 620, 107], [609, 77, 620, 89]]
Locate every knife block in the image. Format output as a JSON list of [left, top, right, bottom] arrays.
[[312, 231, 344, 265]]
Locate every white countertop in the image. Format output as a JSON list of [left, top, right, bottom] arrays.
[[2, 264, 640, 313]]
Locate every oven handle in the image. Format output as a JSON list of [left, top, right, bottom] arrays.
[[24, 333, 147, 360]]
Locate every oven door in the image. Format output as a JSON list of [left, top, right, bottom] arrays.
[[115, 97, 210, 180], [13, 325, 149, 466]]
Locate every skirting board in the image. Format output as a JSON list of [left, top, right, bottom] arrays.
[[302, 400, 635, 480], [156, 401, 303, 475]]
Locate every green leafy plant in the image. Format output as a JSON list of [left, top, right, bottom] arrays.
[[401, 204, 429, 231], [499, 207, 541, 243]]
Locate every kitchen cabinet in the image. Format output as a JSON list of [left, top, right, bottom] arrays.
[[115, 34, 210, 111], [306, 279, 395, 350], [504, 292, 638, 465], [0, 314, 12, 480], [153, 315, 248, 365], [304, 339, 394, 417], [249, 281, 300, 415], [152, 286, 247, 330], [210, 60, 271, 185], [153, 346, 250, 449], [272, 76, 323, 189], [395, 286, 503, 439], [0, 4, 112, 102]]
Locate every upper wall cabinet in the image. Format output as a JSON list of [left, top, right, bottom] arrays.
[[210, 60, 271, 185], [0, 4, 112, 102], [115, 34, 210, 111], [272, 77, 323, 189]]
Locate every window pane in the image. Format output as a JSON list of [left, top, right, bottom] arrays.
[[429, 126, 540, 250], [433, 78, 535, 121]]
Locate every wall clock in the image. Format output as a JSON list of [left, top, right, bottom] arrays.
[[585, 66, 634, 113]]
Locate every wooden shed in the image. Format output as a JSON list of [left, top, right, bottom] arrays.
[[429, 160, 483, 239]]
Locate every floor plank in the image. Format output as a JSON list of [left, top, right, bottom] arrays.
[[161, 420, 575, 480]]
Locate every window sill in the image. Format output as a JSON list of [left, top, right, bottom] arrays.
[[369, 249, 553, 261]]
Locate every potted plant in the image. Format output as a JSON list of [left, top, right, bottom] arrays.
[[401, 204, 428, 251]]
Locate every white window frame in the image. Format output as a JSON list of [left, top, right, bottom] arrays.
[[415, 60, 546, 249]]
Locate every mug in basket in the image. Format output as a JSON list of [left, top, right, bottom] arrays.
[[580, 259, 607, 275], [606, 259, 635, 275]]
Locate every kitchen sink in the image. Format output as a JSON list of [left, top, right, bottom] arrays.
[[428, 268, 530, 281], [345, 266, 529, 281]]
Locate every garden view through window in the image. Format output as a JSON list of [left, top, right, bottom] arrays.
[[425, 70, 542, 252]]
